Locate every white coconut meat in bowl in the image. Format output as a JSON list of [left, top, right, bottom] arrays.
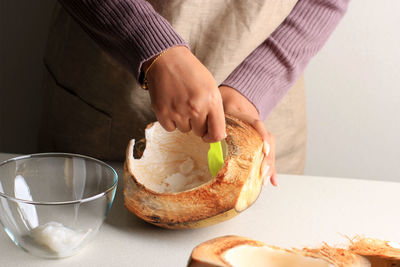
[[0, 153, 117, 258], [124, 115, 266, 229]]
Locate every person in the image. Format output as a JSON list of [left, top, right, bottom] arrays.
[[39, 0, 349, 186]]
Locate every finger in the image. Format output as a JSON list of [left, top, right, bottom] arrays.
[[260, 152, 268, 177], [157, 115, 176, 132], [269, 133, 276, 161], [151, 102, 177, 132], [253, 119, 269, 172], [261, 157, 269, 179], [251, 119, 272, 158], [253, 120, 278, 186], [263, 163, 278, 187], [262, 155, 276, 187], [190, 114, 207, 138], [173, 114, 191, 133], [176, 120, 191, 133], [266, 149, 278, 187], [202, 101, 226, 143], [264, 141, 270, 156], [270, 171, 278, 187], [252, 119, 269, 145]]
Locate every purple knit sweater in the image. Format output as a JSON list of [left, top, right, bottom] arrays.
[[58, 0, 349, 120]]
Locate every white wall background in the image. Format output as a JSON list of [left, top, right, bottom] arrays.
[[0, 0, 399, 181], [304, 0, 400, 182]]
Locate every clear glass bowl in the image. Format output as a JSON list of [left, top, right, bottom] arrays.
[[0, 153, 118, 258]]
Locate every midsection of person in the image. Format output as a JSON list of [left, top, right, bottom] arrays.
[[40, 0, 349, 183]]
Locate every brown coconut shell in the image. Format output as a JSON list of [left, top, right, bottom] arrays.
[[348, 236, 400, 267], [124, 115, 265, 229], [187, 235, 355, 267], [187, 235, 267, 267]]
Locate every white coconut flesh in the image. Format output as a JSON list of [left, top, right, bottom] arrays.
[[223, 245, 335, 267], [131, 122, 227, 193]]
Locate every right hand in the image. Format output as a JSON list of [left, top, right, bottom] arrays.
[[143, 46, 226, 142], [219, 85, 278, 186]]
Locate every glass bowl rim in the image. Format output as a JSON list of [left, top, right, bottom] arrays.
[[0, 152, 118, 206]]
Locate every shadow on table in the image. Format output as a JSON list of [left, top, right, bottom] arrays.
[[103, 163, 227, 243], [104, 163, 152, 229], [104, 164, 191, 235]]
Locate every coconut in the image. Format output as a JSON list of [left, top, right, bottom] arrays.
[[124, 115, 265, 229], [348, 236, 400, 267], [187, 235, 370, 267]]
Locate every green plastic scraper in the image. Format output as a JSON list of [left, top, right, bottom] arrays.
[[208, 141, 224, 176]]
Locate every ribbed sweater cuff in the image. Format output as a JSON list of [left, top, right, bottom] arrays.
[[59, 0, 189, 81], [221, 0, 349, 120]]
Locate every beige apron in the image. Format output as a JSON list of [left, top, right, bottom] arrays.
[[40, 0, 306, 174]]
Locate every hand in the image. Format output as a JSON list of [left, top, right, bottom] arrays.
[[219, 85, 277, 186], [143, 46, 226, 142]]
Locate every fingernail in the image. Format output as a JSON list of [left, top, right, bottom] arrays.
[[224, 132, 227, 139], [263, 141, 270, 156], [262, 165, 270, 178]]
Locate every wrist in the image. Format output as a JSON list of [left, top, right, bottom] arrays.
[[142, 57, 154, 75], [141, 49, 169, 89], [141, 46, 190, 89], [219, 85, 259, 118]]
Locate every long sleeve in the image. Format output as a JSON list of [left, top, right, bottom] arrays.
[[221, 0, 350, 120], [57, 0, 188, 81]]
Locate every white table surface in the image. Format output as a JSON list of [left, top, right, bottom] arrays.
[[0, 153, 399, 267]]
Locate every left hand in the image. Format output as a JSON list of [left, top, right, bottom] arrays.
[[219, 85, 277, 186]]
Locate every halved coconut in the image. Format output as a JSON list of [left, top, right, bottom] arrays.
[[187, 235, 369, 267], [124, 115, 265, 229], [348, 236, 400, 267]]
